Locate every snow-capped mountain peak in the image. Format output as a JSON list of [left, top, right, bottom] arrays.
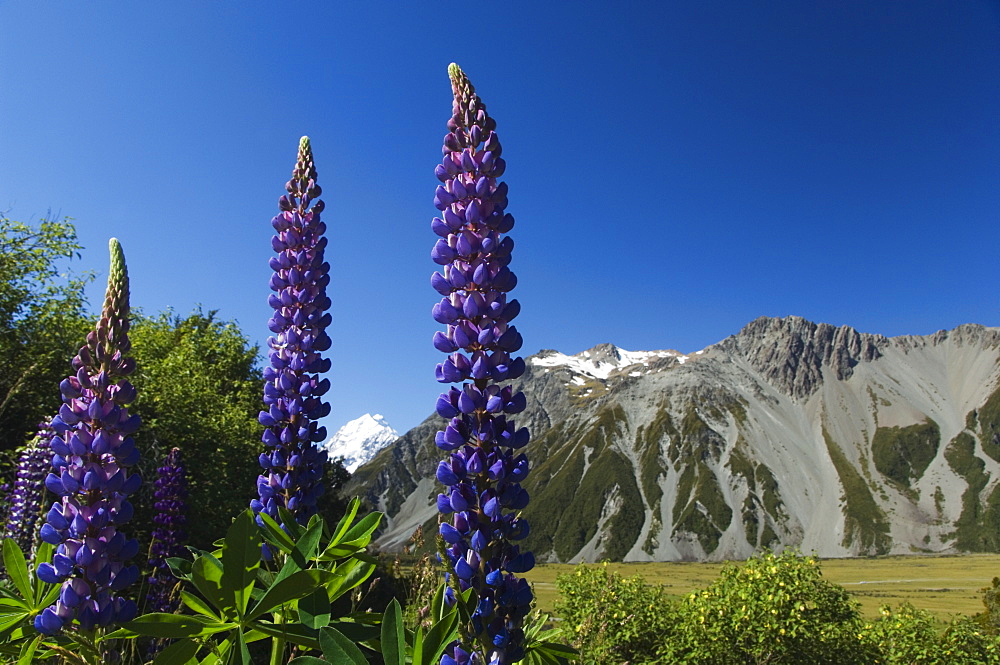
[[322, 413, 398, 473], [530, 344, 685, 380]]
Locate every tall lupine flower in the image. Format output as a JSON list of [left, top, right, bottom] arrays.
[[146, 447, 187, 614], [5, 420, 54, 553], [252, 137, 332, 530], [34, 238, 141, 635], [431, 63, 534, 665]]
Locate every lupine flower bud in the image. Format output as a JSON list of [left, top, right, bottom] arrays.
[[35, 239, 140, 635], [251, 137, 330, 534], [433, 64, 533, 665], [5, 421, 55, 553]]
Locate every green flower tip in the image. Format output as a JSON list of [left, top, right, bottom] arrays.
[[298, 136, 311, 156], [448, 62, 465, 85], [108, 238, 127, 284], [102, 237, 130, 322]]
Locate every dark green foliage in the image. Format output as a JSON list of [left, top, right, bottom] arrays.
[[521, 422, 586, 557], [127, 310, 350, 553], [823, 429, 891, 554], [945, 432, 998, 551], [554, 562, 675, 665], [0, 217, 91, 458], [636, 402, 675, 509], [977, 386, 1000, 463], [660, 550, 872, 665], [551, 554, 1000, 665], [872, 418, 940, 488], [669, 406, 732, 554], [523, 405, 644, 560], [728, 442, 785, 548]]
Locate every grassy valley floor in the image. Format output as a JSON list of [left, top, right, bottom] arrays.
[[523, 554, 1000, 622]]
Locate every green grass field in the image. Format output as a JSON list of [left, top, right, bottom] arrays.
[[523, 554, 1000, 622]]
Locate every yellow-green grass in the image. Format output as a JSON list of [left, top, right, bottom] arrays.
[[523, 554, 1000, 622]]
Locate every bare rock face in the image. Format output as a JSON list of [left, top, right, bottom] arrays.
[[347, 316, 1000, 563], [721, 316, 886, 399]]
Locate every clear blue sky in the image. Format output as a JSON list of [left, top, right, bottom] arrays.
[[1, 1, 998, 435]]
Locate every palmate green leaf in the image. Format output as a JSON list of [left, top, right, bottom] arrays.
[[430, 582, 447, 623], [251, 619, 321, 650], [31, 540, 55, 605], [326, 557, 375, 603], [16, 633, 40, 665], [328, 619, 379, 643], [381, 599, 405, 665], [0, 611, 28, 637], [152, 638, 200, 665], [256, 511, 296, 554], [525, 642, 578, 663], [2, 538, 31, 601], [234, 628, 252, 665], [192, 554, 229, 616], [318, 625, 368, 665], [320, 511, 381, 560], [182, 590, 222, 620], [277, 506, 304, 541], [273, 515, 326, 587], [247, 569, 337, 621], [220, 511, 260, 617], [329, 497, 361, 544], [166, 555, 194, 582], [412, 623, 424, 665], [298, 586, 332, 630], [122, 613, 234, 639], [421, 608, 459, 665], [0, 597, 28, 613]]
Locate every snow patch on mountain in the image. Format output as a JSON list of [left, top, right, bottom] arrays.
[[531, 344, 683, 379], [323, 413, 398, 473]]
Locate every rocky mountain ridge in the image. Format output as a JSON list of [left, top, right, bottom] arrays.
[[346, 316, 1000, 562]]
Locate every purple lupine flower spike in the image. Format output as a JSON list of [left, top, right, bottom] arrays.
[[146, 447, 187, 614], [252, 137, 331, 531], [5, 420, 55, 553], [432, 63, 534, 665], [34, 238, 141, 635]]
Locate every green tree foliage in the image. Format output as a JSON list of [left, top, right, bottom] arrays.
[[0, 216, 91, 459], [126, 309, 350, 552], [554, 562, 675, 665], [127, 310, 265, 550]]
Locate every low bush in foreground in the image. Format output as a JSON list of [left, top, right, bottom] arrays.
[[556, 550, 1000, 665]]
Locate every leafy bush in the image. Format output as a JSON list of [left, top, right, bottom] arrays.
[[555, 562, 675, 665], [659, 550, 873, 665], [863, 603, 939, 664]]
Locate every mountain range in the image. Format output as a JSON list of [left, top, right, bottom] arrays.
[[344, 316, 1000, 562]]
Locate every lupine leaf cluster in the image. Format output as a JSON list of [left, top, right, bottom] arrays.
[[34, 238, 142, 635], [253, 136, 332, 532], [431, 63, 534, 665]]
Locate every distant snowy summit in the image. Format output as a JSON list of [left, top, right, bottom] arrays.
[[322, 413, 398, 473]]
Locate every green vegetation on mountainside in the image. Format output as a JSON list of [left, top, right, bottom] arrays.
[[872, 418, 940, 488], [945, 430, 1000, 551], [524, 405, 644, 561], [671, 406, 731, 554], [977, 385, 1000, 463], [823, 428, 891, 554]]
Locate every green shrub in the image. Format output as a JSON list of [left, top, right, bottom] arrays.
[[658, 550, 872, 665], [554, 562, 675, 665], [864, 603, 939, 664]]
